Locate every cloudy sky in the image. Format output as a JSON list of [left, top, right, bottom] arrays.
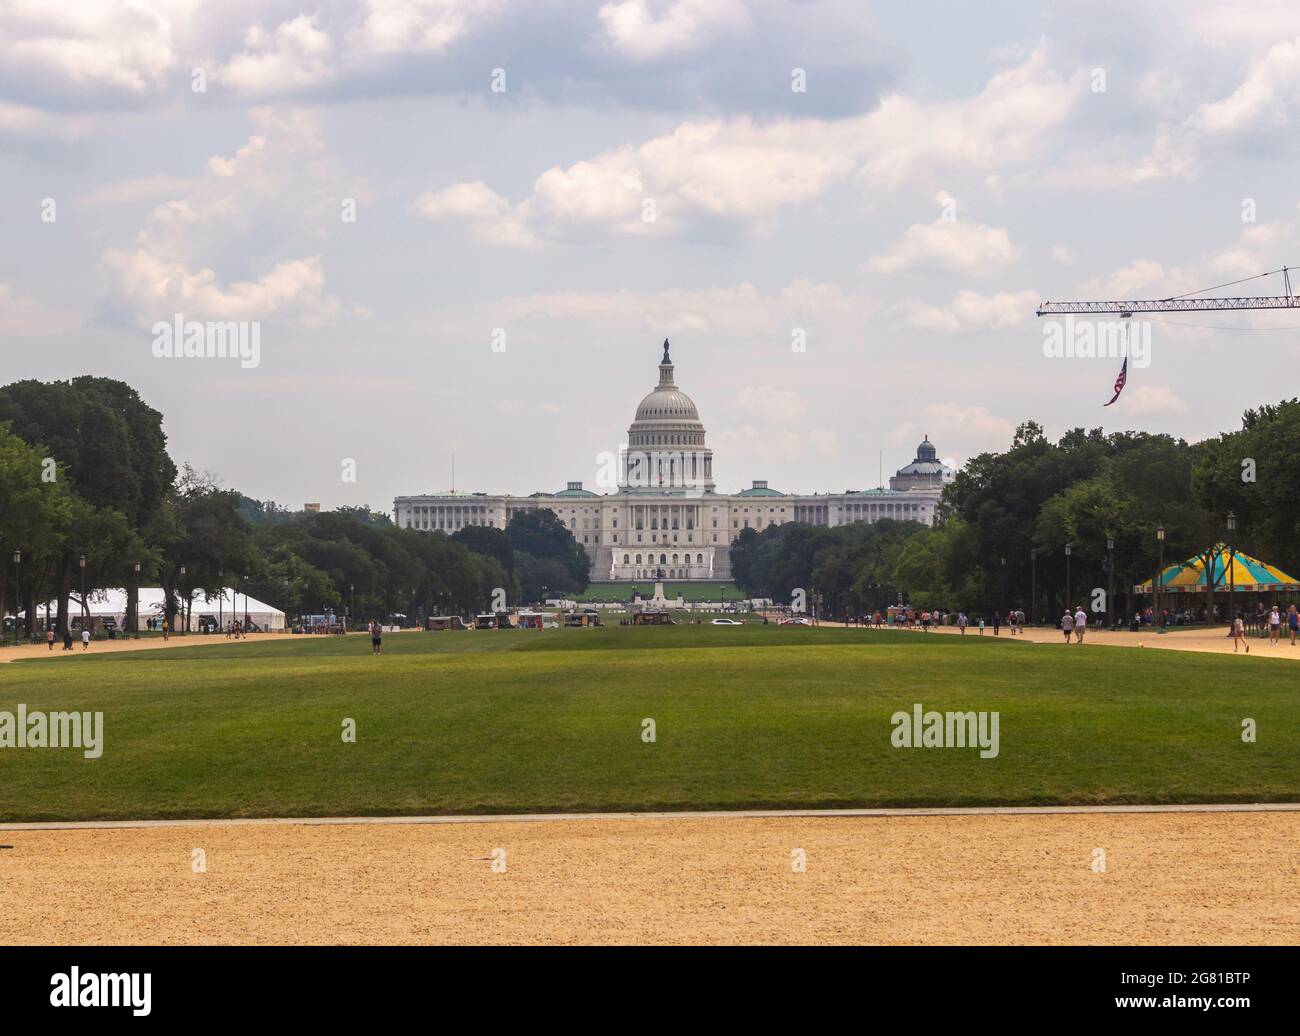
[[4, 0, 1300, 510]]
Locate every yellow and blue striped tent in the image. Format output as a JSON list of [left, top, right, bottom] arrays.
[[1134, 543, 1300, 594]]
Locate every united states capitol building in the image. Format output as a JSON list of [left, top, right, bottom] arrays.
[[393, 341, 950, 582]]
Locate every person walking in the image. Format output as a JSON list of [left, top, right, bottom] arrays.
[[62, 628, 73, 651], [1061, 609, 1074, 642], [1233, 614, 1248, 653], [370, 620, 383, 655], [46, 627, 55, 651], [1288, 605, 1298, 646], [1074, 605, 1088, 644], [957, 612, 968, 635], [992, 611, 1002, 636], [81, 628, 91, 651], [1269, 605, 1282, 645]]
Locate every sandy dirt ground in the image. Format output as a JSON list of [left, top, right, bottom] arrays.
[[848, 622, 1300, 658], [0, 633, 288, 664], [6, 623, 1295, 663], [1, 811, 1296, 945]]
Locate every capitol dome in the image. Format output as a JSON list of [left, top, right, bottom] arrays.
[[623, 340, 715, 493]]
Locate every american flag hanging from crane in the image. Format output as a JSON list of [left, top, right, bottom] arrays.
[[1036, 265, 1298, 406], [1104, 357, 1127, 406]]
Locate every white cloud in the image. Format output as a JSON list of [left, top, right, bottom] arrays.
[[916, 403, 1015, 447], [414, 181, 539, 246], [902, 290, 1038, 332], [854, 45, 1083, 191], [101, 250, 340, 328], [220, 14, 335, 96], [868, 219, 1021, 276], [1078, 260, 1198, 300], [1050, 244, 1076, 265], [98, 107, 350, 329], [355, 0, 504, 55], [597, 0, 751, 61], [0, 0, 181, 96], [1208, 221, 1292, 277], [1194, 38, 1300, 137], [1123, 384, 1189, 416], [421, 45, 1084, 243]]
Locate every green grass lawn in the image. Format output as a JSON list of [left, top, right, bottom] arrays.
[[0, 625, 1296, 821]]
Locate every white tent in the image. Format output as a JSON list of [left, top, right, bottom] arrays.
[[56, 587, 286, 632]]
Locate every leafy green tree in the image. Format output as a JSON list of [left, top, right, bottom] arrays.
[[0, 424, 76, 636], [505, 510, 589, 591]]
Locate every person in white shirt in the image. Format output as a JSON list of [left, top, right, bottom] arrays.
[[1269, 606, 1281, 644], [1073, 607, 1087, 643], [1061, 610, 1073, 642], [81, 628, 91, 651]]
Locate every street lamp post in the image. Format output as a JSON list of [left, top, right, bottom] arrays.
[[1106, 537, 1115, 630], [1030, 548, 1037, 626], [1155, 526, 1166, 627], [178, 564, 187, 634], [217, 568, 224, 631], [79, 555, 87, 637], [1064, 542, 1072, 614], [1226, 512, 1237, 626], [11, 550, 21, 645], [132, 562, 141, 638]]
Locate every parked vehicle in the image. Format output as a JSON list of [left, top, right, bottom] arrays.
[[631, 610, 675, 625], [427, 615, 468, 631], [711, 617, 743, 625]]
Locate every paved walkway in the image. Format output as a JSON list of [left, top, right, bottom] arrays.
[[3, 801, 1297, 832]]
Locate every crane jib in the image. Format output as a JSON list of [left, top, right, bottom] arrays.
[[1036, 296, 1300, 316]]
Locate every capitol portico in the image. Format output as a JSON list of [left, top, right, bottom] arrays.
[[394, 341, 950, 582]]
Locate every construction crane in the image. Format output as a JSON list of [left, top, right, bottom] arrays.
[[1036, 266, 1299, 317]]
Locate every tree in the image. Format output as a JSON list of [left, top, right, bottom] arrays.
[[0, 424, 76, 636], [505, 510, 589, 591]]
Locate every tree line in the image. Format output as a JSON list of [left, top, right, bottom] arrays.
[[731, 403, 1300, 623], [0, 377, 590, 634]]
